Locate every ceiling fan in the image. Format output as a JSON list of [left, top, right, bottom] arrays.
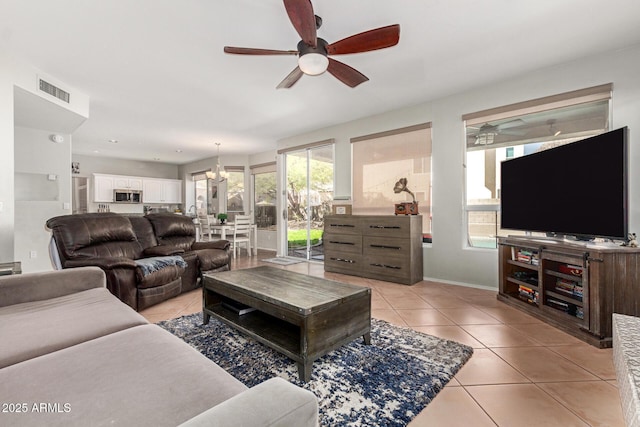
[[468, 119, 526, 145], [223, 0, 400, 89]]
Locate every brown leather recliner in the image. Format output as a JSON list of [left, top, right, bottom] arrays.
[[134, 213, 231, 290], [46, 213, 231, 311]]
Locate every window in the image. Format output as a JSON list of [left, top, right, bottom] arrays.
[[351, 124, 432, 237], [192, 171, 216, 215], [463, 84, 612, 248], [251, 162, 277, 230], [225, 167, 245, 222]]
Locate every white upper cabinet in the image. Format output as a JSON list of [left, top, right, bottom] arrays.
[[113, 176, 142, 190], [142, 178, 182, 204], [93, 174, 115, 202], [93, 174, 181, 204]]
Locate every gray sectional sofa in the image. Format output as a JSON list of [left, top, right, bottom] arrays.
[[0, 267, 318, 427]]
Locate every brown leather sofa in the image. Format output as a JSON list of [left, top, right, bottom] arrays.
[[46, 212, 231, 311]]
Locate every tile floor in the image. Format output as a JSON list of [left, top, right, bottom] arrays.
[[140, 250, 625, 427]]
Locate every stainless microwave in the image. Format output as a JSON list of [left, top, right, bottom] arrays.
[[113, 189, 142, 203]]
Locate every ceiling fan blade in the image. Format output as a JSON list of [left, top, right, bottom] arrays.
[[327, 24, 400, 55], [500, 129, 527, 136], [327, 58, 369, 88], [496, 118, 525, 130], [283, 0, 317, 47], [224, 46, 298, 55], [276, 66, 304, 89]]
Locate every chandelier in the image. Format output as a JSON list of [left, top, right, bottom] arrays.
[[206, 142, 229, 182]]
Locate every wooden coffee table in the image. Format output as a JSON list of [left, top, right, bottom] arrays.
[[202, 266, 371, 382]]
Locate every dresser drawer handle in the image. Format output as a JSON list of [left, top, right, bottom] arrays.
[[330, 224, 355, 228], [329, 241, 355, 245], [370, 244, 401, 250], [331, 257, 356, 264], [369, 225, 401, 229], [370, 263, 402, 270]]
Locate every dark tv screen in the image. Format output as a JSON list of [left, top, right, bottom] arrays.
[[500, 127, 628, 240]]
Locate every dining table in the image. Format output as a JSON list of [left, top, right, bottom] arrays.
[[193, 218, 258, 256]]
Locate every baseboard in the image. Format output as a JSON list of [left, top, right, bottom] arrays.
[[422, 276, 497, 292]]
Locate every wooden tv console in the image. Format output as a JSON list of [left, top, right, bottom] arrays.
[[498, 236, 640, 348]]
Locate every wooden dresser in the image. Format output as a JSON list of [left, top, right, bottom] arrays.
[[323, 215, 423, 285]]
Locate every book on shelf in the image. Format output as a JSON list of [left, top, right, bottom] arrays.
[[512, 248, 539, 265], [558, 264, 583, 276], [518, 285, 539, 304], [222, 299, 257, 315], [547, 297, 569, 311], [554, 278, 583, 300], [547, 298, 581, 318]]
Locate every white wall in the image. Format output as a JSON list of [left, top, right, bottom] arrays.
[[278, 44, 640, 289], [14, 127, 72, 272], [72, 153, 179, 179], [0, 49, 16, 263], [0, 53, 89, 268]]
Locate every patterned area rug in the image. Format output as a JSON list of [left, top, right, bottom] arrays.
[[159, 313, 473, 426], [261, 257, 306, 265]]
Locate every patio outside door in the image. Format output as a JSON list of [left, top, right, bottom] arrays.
[[284, 144, 334, 260]]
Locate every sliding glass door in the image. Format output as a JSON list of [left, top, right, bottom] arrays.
[[284, 144, 334, 260]]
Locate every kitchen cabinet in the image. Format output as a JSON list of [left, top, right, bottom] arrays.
[[142, 178, 182, 204], [113, 176, 142, 190], [93, 174, 114, 202], [93, 174, 181, 204]]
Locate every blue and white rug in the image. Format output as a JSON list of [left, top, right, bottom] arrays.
[[159, 313, 473, 426]]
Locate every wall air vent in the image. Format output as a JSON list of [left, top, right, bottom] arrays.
[[38, 78, 70, 103]]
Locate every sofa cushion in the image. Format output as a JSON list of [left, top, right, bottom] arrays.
[[0, 287, 148, 368], [137, 277, 182, 310], [128, 215, 159, 248], [135, 263, 184, 289], [47, 213, 144, 260], [0, 266, 106, 308], [0, 325, 248, 427], [193, 248, 231, 272], [179, 377, 319, 427], [146, 213, 197, 251]]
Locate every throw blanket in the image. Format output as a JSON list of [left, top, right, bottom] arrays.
[[135, 256, 187, 277]]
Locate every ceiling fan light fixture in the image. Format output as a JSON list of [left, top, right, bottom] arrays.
[[548, 119, 562, 136], [298, 52, 328, 75], [297, 38, 329, 76], [475, 132, 497, 145], [298, 53, 329, 76]]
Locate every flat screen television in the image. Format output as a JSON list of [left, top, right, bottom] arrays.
[[500, 127, 628, 240]]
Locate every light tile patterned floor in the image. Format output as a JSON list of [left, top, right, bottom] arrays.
[[140, 250, 625, 427]]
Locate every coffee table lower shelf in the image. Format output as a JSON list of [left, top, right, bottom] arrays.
[[204, 303, 301, 359]]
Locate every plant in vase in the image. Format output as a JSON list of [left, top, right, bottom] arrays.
[[217, 213, 228, 224]]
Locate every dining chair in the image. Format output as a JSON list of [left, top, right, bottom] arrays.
[[197, 214, 219, 241], [228, 215, 252, 258]]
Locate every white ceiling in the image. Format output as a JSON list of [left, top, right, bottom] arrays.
[[3, 0, 640, 164]]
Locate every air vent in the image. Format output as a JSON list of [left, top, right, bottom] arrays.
[[38, 78, 70, 103]]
